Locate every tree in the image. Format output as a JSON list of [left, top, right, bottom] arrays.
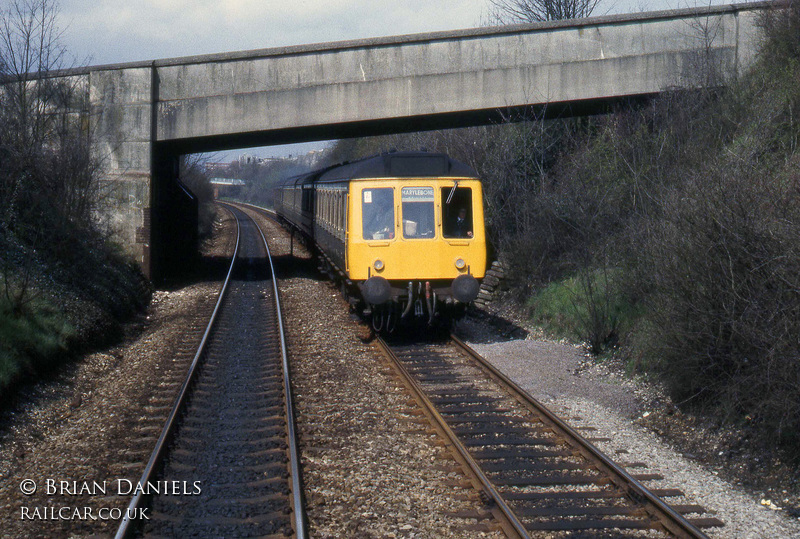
[[179, 154, 217, 239], [486, 0, 602, 23], [0, 0, 98, 234], [1, 0, 101, 313]]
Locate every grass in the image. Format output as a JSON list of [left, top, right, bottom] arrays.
[[0, 295, 75, 393], [527, 268, 637, 354], [528, 277, 583, 341]]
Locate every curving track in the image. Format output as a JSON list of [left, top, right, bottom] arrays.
[[116, 205, 306, 538], [377, 335, 724, 538]]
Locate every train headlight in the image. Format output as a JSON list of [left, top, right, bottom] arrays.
[[373, 259, 385, 271], [454, 258, 466, 270]]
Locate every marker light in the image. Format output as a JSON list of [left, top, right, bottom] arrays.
[[454, 258, 466, 269], [374, 259, 385, 271]]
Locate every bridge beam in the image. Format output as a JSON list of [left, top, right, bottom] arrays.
[[152, 3, 764, 145]]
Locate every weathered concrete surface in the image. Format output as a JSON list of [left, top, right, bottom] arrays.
[[74, 2, 771, 278], [89, 67, 154, 269], [150, 3, 764, 147]]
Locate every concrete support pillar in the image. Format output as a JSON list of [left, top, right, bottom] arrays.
[[89, 64, 198, 282], [90, 66, 154, 276]]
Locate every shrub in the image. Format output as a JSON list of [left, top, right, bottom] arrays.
[[628, 2, 800, 446], [635, 162, 800, 429]]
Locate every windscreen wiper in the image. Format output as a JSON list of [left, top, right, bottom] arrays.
[[445, 180, 459, 205]]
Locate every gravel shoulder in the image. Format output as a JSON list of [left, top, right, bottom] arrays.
[[457, 308, 800, 538]]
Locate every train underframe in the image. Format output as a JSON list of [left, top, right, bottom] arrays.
[[317, 255, 478, 333], [363, 292, 467, 333], [361, 280, 471, 333]]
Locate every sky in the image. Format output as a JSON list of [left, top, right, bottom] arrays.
[[53, 0, 728, 158], [59, 0, 491, 66]]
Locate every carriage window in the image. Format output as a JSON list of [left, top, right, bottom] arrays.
[[362, 188, 394, 240], [441, 186, 473, 238], [401, 187, 435, 239], [327, 192, 332, 228], [341, 193, 348, 238], [335, 192, 340, 231], [338, 192, 345, 233]]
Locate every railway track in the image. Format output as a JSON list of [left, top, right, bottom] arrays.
[[376, 335, 724, 538], [115, 205, 306, 538]]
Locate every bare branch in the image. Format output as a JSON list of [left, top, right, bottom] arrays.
[[486, 0, 602, 24]]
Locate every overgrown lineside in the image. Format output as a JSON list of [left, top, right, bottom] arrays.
[[0, 0, 149, 398]]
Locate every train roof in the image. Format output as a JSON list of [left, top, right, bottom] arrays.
[[278, 169, 324, 188], [276, 151, 479, 189], [318, 151, 478, 183]]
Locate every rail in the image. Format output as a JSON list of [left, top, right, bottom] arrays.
[[115, 208, 241, 539], [115, 205, 308, 538], [252, 208, 309, 539], [375, 336, 531, 539], [449, 333, 710, 539]]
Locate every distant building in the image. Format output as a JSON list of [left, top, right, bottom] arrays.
[[296, 148, 331, 168], [204, 161, 232, 174], [203, 147, 332, 179], [239, 154, 256, 166]]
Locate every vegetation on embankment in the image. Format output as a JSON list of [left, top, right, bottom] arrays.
[[551, 3, 800, 450], [1, 0, 150, 400], [0, 232, 149, 397], [325, 3, 800, 456]]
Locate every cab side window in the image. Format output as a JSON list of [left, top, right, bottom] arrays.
[[441, 187, 473, 239]]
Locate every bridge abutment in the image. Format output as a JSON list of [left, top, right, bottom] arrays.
[[90, 66, 154, 275]]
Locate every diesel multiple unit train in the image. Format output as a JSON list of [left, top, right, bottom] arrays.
[[274, 151, 486, 331]]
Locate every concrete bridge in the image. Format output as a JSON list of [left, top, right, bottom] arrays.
[[60, 2, 769, 280]]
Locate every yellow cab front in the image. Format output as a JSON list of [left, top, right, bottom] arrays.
[[347, 178, 487, 283]]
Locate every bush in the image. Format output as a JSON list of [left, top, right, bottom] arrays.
[[636, 162, 800, 430], [180, 156, 216, 240], [0, 0, 151, 401], [627, 2, 800, 447]]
